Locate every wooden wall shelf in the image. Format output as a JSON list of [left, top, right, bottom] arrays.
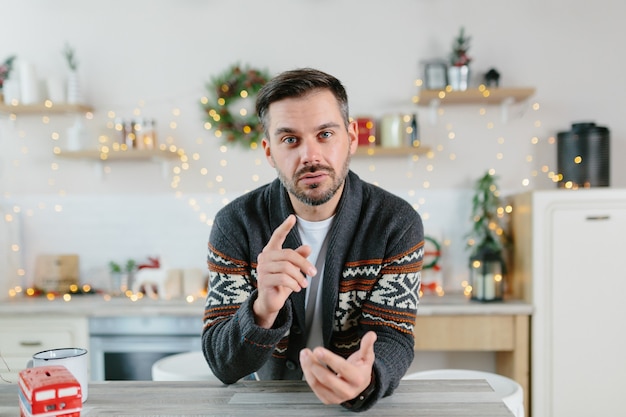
[[354, 145, 430, 157], [416, 87, 535, 106], [0, 102, 94, 115], [57, 148, 181, 180], [57, 148, 180, 161]]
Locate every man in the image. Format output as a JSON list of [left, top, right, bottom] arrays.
[[202, 68, 423, 411]]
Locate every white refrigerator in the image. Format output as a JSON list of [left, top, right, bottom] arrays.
[[511, 189, 626, 417]]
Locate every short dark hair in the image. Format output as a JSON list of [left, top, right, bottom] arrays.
[[255, 68, 350, 135]]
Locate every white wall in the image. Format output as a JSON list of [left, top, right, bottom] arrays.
[[1, 0, 624, 296]]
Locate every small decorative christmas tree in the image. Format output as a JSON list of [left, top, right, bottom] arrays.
[[450, 27, 472, 67], [466, 170, 508, 301], [466, 170, 507, 255]]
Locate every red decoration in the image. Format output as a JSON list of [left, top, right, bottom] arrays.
[[19, 365, 82, 417], [356, 117, 376, 146], [138, 256, 160, 270]]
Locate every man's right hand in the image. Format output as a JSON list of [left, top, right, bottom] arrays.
[[253, 214, 316, 328]]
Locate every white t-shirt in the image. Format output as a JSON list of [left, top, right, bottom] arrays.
[[296, 215, 333, 350]]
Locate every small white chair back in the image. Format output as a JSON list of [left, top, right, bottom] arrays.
[[403, 369, 524, 417], [151, 351, 219, 382]]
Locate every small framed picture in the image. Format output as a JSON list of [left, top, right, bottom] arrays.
[[424, 62, 448, 90]]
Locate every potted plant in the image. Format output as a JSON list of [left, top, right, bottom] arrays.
[[0, 55, 17, 104], [63, 43, 82, 104], [465, 171, 508, 301], [448, 27, 472, 91], [108, 259, 136, 295]]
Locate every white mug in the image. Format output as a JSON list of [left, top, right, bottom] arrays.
[[28, 348, 89, 402]]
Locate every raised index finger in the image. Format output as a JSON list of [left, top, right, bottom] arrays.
[[266, 214, 297, 250]]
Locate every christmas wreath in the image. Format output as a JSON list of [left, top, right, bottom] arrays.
[[201, 64, 270, 148], [423, 235, 442, 270]]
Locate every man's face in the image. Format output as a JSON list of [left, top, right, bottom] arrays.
[[262, 89, 358, 208]]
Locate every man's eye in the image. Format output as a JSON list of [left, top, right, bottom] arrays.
[[319, 131, 332, 139], [283, 136, 297, 144]]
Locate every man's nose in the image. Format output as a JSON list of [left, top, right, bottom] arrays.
[[300, 138, 322, 165]]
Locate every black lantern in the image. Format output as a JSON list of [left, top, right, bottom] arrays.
[[469, 246, 505, 302], [556, 122, 610, 188]]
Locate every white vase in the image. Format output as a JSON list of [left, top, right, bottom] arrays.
[[46, 76, 66, 103], [448, 65, 470, 91], [67, 118, 87, 151], [2, 78, 20, 104], [66, 70, 82, 104], [19, 60, 40, 104]]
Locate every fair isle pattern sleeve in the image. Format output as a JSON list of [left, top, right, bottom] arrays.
[[360, 241, 423, 332], [202, 237, 294, 383], [334, 241, 423, 347], [203, 242, 255, 328]]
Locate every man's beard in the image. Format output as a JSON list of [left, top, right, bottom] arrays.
[[275, 156, 350, 207]]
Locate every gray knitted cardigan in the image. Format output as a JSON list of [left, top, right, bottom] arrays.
[[202, 170, 423, 411]]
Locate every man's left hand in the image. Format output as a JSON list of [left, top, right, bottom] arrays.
[[299, 331, 377, 405]]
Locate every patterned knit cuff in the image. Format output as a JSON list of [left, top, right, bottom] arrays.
[[238, 290, 293, 348]]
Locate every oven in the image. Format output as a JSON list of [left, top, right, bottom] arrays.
[[89, 316, 202, 381]]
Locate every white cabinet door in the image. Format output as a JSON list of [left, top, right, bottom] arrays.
[[0, 316, 88, 383], [549, 206, 626, 416]]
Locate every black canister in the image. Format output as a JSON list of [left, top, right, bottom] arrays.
[[556, 122, 610, 188]]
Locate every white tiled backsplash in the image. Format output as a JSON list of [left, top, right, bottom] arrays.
[[1, 193, 216, 294], [1, 189, 475, 297]]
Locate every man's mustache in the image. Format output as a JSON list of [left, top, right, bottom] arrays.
[[295, 165, 333, 178]]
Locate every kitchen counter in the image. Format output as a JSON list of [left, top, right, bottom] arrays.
[[418, 293, 532, 315], [0, 293, 532, 413], [0, 294, 207, 316], [0, 379, 514, 416], [0, 292, 532, 317]]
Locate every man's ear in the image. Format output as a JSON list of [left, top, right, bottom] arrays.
[[262, 137, 275, 167], [348, 120, 359, 155]]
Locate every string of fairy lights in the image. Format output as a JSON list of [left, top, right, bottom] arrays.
[[1, 77, 554, 301]]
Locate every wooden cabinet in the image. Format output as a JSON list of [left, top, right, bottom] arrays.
[[511, 189, 626, 417], [0, 316, 89, 382], [414, 299, 531, 415]]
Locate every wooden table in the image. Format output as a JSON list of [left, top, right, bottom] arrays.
[[0, 379, 513, 416]]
